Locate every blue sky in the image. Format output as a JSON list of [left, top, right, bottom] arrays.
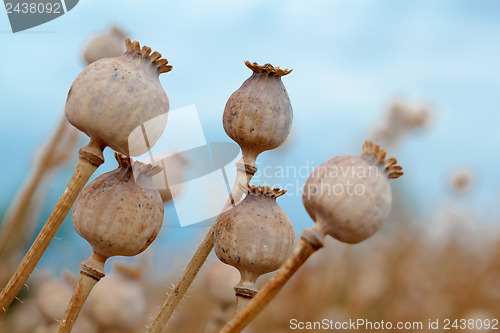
[[1, 0, 500, 271]]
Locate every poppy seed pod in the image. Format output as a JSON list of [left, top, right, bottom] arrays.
[[302, 141, 403, 244], [214, 185, 295, 299], [87, 264, 146, 331], [73, 153, 164, 258], [223, 61, 293, 165], [57, 154, 163, 332], [82, 26, 126, 65], [66, 38, 172, 156]]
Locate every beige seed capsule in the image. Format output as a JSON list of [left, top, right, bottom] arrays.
[[57, 153, 164, 333], [214, 185, 295, 311], [73, 153, 164, 257], [220, 141, 403, 333], [82, 26, 126, 65], [146, 62, 295, 333], [66, 37, 172, 156], [223, 61, 293, 165], [302, 141, 403, 244], [0, 38, 172, 315]]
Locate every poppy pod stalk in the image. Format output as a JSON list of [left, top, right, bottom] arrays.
[[57, 153, 163, 333], [0, 38, 171, 315], [214, 185, 294, 312], [220, 141, 403, 333], [302, 140, 403, 244], [223, 61, 293, 207]]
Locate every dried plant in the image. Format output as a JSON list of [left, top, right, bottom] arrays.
[[82, 26, 126, 65], [147, 61, 293, 332], [57, 154, 163, 332], [220, 141, 403, 332], [0, 38, 171, 315], [0, 27, 127, 281]]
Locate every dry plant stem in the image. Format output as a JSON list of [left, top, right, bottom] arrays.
[[0, 139, 105, 316], [220, 227, 325, 333], [0, 116, 70, 260], [235, 294, 254, 314], [57, 253, 106, 333], [147, 158, 256, 333], [224, 158, 257, 208]]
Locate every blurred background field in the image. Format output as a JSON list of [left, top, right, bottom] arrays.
[[1, 0, 500, 332]]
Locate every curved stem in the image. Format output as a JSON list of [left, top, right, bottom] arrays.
[[147, 158, 256, 333], [0, 139, 105, 316], [223, 158, 256, 209], [236, 295, 253, 314], [220, 226, 325, 333], [57, 253, 106, 333]]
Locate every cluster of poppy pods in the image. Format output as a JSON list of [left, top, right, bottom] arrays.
[[0, 38, 402, 333]]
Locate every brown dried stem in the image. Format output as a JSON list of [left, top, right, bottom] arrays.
[[235, 293, 254, 314], [57, 253, 106, 333], [220, 226, 325, 333], [0, 139, 105, 315], [147, 157, 257, 333], [234, 281, 258, 314]]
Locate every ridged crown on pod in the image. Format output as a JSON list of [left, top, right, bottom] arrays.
[[72, 153, 164, 258], [214, 185, 294, 280], [223, 61, 293, 161], [302, 141, 403, 244], [66, 38, 172, 156], [143, 152, 189, 202]]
